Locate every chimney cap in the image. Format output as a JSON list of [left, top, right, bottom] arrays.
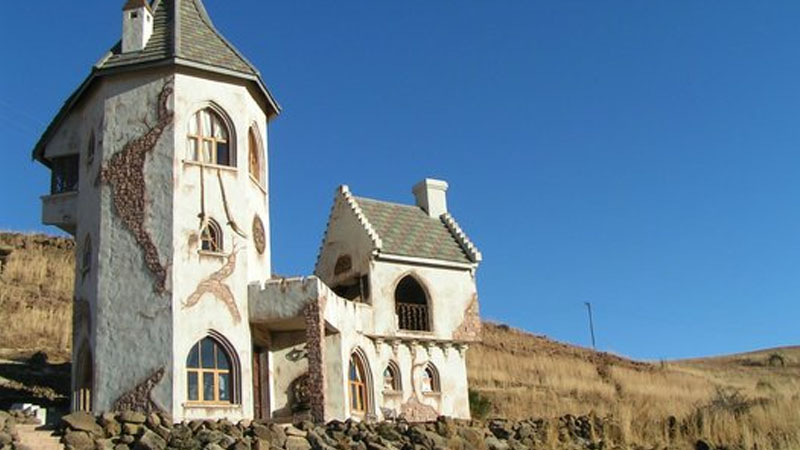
[[123, 0, 151, 12], [412, 178, 449, 194]]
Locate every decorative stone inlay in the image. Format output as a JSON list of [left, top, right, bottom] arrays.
[[252, 215, 266, 255], [99, 79, 174, 294], [303, 295, 327, 423], [400, 348, 439, 422], [183, 248, 242, 323], [112, 367, 165, 413], [452, 294, 482, 342]]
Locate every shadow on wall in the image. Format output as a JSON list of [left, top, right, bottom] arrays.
[[0, 355, 71, 411]]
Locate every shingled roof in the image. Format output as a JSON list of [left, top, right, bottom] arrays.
[[32, 0, 279, 165], [98, 0, 259, 76], [317, 186, 482, 268]]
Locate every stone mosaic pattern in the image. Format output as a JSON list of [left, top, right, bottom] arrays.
[[303, 295, 327, 423], [111, 367, 165, 413], [252, 215, 266, 255], [183, 248, 242, 323], [452, 295, 482, 342], [100, 79, 174, 294]]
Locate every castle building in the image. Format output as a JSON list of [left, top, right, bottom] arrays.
[[33, 0, 482, 423]]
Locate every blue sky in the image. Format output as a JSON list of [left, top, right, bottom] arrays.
[[1, 1, 798, 360]]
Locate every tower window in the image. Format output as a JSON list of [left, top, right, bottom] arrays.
[[86, 131, 95, 167], [186, 336, 238, 404], [187, 108, 233, 167], [201, 219, 223, 253], [130, 11, 139, 19], [248, 127, 264, 186]]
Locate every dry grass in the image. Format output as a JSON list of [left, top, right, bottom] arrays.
[[467, 323, 800, 449], [0, 233, 73, 359]]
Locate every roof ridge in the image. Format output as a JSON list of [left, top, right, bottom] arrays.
[[342, 187, 383, 250], [441, 213, 482, 263]]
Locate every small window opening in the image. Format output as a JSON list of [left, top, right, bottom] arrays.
[[421, 364, 440, 394], [81, 235, 92, 278], [130, 11, 139, 19], [201, 219, 223, 253], [383, 362, 401, 392], [331, 255, 370, 303], [395, 276, 430, 331], [248, 127, 263, 185], [86, 132, 95, 166]]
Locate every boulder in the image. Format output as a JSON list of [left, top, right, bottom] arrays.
[[0, 434, 10, 446], [62, 430, 95, 450], [120, 411, 147, 424], [285, 436, 312, 450], [62, 411, 104, 437], [134, 429, 167, 450]]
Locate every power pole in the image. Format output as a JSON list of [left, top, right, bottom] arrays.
[[584, 302, 596, 350]]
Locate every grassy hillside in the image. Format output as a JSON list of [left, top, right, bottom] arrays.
[[0, 232, 798, 448], [466, 323, 800, 448]]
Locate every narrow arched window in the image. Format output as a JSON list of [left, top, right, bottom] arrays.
[[248, 127, 263, 185], [187, 108, 233, 166], [395, 276, 430, 331], [421, 363, 440, 394], [349, 352, 369, 414], [383, 361, 401, 392], [187, 337, 235, 404], [201, 219, 223, 252], [81, 235, 92, 277], [86, 131, 95, 166]]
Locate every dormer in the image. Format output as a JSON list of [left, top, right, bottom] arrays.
[[122, 0, 154, 53]]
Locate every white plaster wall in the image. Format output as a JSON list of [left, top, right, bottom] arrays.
[[369, 261, 477, 339], [170, 70, 272, 421], [315, 193, 375, 290], [269, 331, 308, 419]]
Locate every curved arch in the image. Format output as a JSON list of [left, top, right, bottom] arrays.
[[383, 360, 402, 392], [421, 362, 440, 393], [186, 104, 237, 167], [247, 123, 264, 185], [394, 274, 432, 331], [201, 218, 223, 252], [185, 331, 241, 404], [348, 347, 373, 415]]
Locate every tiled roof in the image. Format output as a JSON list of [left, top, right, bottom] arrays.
[[354, 196, 476, 265], [99, 0, 258, 76]]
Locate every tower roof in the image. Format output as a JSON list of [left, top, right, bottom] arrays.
[[32, 0, 280, 165], [100, 0, 260, 77]]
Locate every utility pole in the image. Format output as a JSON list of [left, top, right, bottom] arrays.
[[584, 302, 596, 351]]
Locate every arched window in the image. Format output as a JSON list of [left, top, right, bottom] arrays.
[[421, 363, 440, 394], [348, 351, 370, 414], [334, 255, 352, 276], [248, 127, 263, 185], [395, 276, 430, 331], [86, 131, 95, 166], [187, 108, 233, 166], [186, 336, 237, 404], [383, 361, 401, 392], [81, 235, 92, 277], [201, 219, 223, 252]]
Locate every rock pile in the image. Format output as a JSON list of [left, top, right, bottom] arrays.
[[57, 411, 724, 450], [0, 409, 41, 450]]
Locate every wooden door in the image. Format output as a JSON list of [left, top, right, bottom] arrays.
[[252, 346, 269, 420]]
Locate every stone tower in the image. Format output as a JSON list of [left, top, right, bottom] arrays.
[[33, 0, 279, 421]]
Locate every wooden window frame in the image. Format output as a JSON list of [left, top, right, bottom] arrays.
[[187, 108, 234, 167], [186, 337, 235, 405], [349, 354, 368, 415]]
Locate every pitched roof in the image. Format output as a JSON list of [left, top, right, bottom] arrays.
[[98, 0, 258, 76], [317, 186, 481, 267], [32, 0, 279, 165]]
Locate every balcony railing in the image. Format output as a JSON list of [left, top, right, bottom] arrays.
[[397, 303, 430, 332]]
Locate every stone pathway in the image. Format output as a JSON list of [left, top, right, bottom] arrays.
[[16, 424, 61, 450]]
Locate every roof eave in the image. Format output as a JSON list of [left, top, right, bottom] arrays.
[[373, 252, 478, 271]]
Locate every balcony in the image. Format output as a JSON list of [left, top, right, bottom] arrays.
[[42, 191, 78, 235], [396, 303, 430, 332]]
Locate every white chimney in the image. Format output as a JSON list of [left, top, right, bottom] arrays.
[[122, 0, 154, 54], [413, 178, 449, 218]]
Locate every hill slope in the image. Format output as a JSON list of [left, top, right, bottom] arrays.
[[1, 232, 798, 448]]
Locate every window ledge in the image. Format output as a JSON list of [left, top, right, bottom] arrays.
[[182, 402, 240, 409], [198, 250, 228, 258], [43, 190, 79, 200], [382, 390, 403, 397], [422, 392, 442, 398], [183, 160, 238, 173]]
